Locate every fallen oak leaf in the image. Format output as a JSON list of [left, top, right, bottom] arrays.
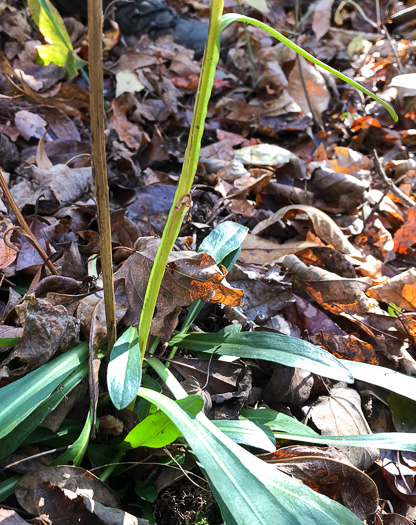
[[116, 237, 243, 338], [77, 236, 244, 346]]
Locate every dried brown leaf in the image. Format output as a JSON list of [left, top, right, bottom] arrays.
[[252, 205, 362, 257], [270, 445, 378, 522], [367, 268, 416, 310], [0, 296, 80, 377], [307, 384, 379, 469]]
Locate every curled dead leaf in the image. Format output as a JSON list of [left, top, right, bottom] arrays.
[[367, 268, 416, 310], [252, 205, 362, 258]]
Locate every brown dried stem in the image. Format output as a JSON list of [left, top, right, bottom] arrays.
[[88, 0, 117, 353]]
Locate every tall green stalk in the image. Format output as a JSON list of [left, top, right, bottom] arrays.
[[138, 0, 224, 358], [138, 2, 398, 360]]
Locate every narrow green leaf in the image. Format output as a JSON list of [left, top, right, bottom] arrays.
[[242, 408, 416, 452], [240, 408, 319, 438], [51, 407, 93, 466], [170, 331, 354, 383], [0, 337, 21, 348], [107, 326, 142, 410], [138, 387, 362, 525], [341, 359, 416, 401], [0, 361, 88, 460], [0, 342, 88, 440], [120, 395, 204, 450], [219, 14, 398, 122], [213, 420, 276, 452], [0, 475, 20, 503]]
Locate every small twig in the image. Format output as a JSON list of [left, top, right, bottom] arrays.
[[373, 150, 415, 207], [382, 23, 404, 74], [0, 168, 58, 275], [1, 446, 69, 471], [362, 184, 390, 227]]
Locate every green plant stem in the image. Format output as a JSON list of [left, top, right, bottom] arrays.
[[88, 0, 117, 353], [137, 0, 224, 359], [99, 450, 125, 483], [146, 356, 188, 399], [220, 14, 398, 122]]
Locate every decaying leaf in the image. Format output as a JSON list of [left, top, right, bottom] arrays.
[[0, 213, 17, 270], [306, 384, 379, 470], [252, 205, 362, 258], [118, 237, 243, 338], [78, 237, 243, 345], [227, 264, 293, 322], [0, 296, 80, 377], [269, 445, 378, 522], [10, 164, 92, 210], [394, 206, 416, 256], [367, 268, 416, 310], [15, 466, 149, 524], [312, 0, 335, 41], [287, 58, 330, 122], [283, 254, 378, 316]]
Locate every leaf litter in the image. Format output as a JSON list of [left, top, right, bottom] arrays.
[[0, 0, 416, 523]]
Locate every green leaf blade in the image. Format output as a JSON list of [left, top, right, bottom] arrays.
[[120, 395, 204, 449], [170, 331, 354, 383], [107, 326, 142, 410], [0, 342, 88, 440], [138, 387, 362, 525], [219, 13, 398, 122]]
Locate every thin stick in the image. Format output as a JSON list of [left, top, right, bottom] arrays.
[[0, 168, 58, 275], [88, 0, 117, 352], [373, 150, 415, 207]]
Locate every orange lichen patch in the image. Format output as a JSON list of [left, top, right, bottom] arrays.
[[394, 206, 416, 255]]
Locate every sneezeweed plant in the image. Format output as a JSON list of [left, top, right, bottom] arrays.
[[0, 0, 404, 523]]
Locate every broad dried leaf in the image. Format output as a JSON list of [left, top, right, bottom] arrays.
[[10, 165, 92, 209], [306, 384, 379, 470], [117, 237, 243, 338], [312, 0, 335, 41], [170, 357, 243, 395], [269, 445, 378, 522], [262, 366, 314, 407], [78, 237, 243, 345], [14, 110, 48, 141], [252, 205, 362, 257], [15, 466, 149, 524], [283, 254, 377, 316], [227, 264, 293, 322], [309, 166, 369, 212], [394, 206, 416, 256], [315, 333, 379, 365], [110, 98, 143, 151], [0, 296, 80, 377], [288, 58, 330, 121], [0, 213, 17, 269], [239, 234, 320, 264], [367, 269, 416, 310]]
